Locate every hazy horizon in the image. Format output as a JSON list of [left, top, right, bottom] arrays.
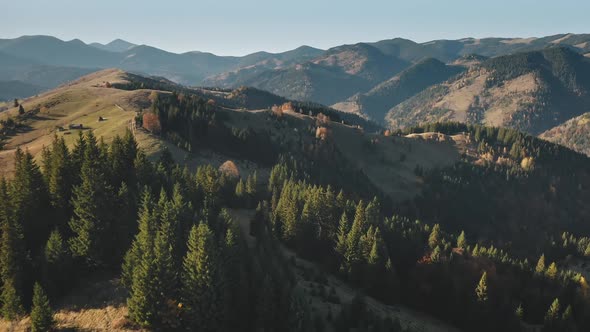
[[2, 0, 589, 56]]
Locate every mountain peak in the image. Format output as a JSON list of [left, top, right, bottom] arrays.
[[90, 38, 136, 52]]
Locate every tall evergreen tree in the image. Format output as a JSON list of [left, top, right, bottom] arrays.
[[182, 224, 223, 331], [30, 282, 55, 332], [365, 196, 380, 226], [127, 242, 157, 327], [335, 212, 350, 259], [545, 262, 558, 279], [153, 201, 178, 311], [0, 179, 26, 320], [68, 132, 115, 267], [544, 298, 561, 329], [535, 254, 546, 275], [345, 200, 366, 280], [457, 230, 467, 249], [43, 135, 74, 231], [245, 170, 257, 200], [10, 148, 50, 253], [122, 189, 155, 288], [428, 224, 441, 249], [43, 229, 70, 297], [475, 271, 488, 303]]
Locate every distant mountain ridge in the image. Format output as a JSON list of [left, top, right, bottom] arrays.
[[386, 47, 590, 134], [90, 39, 137, 52], [2, 33, 590, 108]]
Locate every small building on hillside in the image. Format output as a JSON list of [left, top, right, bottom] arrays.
[[69, 123, 84, 129]]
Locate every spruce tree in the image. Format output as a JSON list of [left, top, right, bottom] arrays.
[[0, 180, 26, 320], [365, 196, 380, 226], [30, 283, 55, 332], [535, 254, 546, 275], [44, 136, 74, 231], [545, 262, 558, 279], [122, 189, 155, 288], [457, 230, 467, 249], [345, 200, 366, 280], [43, 229, 70, 296], [127, 244, 157, 326], [235, 178, 245, 201], [11, 148, 50, 253], [515, 303, 524, 320], [68, 132, 114, 267], [335, 212, 349, 259], [430, 246, 441, 263], [428, 224, 441, 249], [182, 224, 222, 331], [544, 298, 560, 325], [153, 202, 178, 310], [1, 278, 24, 320], [245, 171, 257, 197], [475, 271, 488, 303]]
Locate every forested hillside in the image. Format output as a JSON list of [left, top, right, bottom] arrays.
[[332, 58, 464, 122], [387, 47, 590, 135], [2, 70, 590, 331]]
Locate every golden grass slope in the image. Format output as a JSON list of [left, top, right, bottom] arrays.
[[540, 112, 590, 156], [0, 69, 153, 176]]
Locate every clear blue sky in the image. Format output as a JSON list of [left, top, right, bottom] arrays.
[[2, 0, 589, 55]]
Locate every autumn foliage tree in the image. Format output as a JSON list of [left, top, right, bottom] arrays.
[[142, 112, 161, 134]]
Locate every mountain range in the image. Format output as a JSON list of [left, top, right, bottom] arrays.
[[3, 33, 590, 154]]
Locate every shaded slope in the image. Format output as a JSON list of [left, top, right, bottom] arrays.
[[332, 58, 465, 122]]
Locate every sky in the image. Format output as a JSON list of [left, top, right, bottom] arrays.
[[1, 0, 589, 55]]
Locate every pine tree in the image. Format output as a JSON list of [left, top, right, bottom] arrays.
[[544, 298, 560, 323], [30, 283, 55, 332], [475, 271, 488, 303], [457, 230, 467, 249], [365, 196, 380, 226], [0, 180, 26, 320], [535, 254, 546, 275], [43, 135, 74, 231], [235, 178, 245, 201], [430, 246, 442, 263], [515, 303, 524, 320], [344, 200, 366, 280], [561, 304, 572, 321], [182, 224, 223, 331], [545, 262, 558, 279], [127, 244, 157, 326], [1, 278, 24, 320], [279, 182, 300, 243], [44, 229, 70, 296], [11, 148, 50, 253], [68, 132, 114, 267], [122, 189, 155, 288], [335, 212, 349, 258], [245, 171, 257, 197], [154, 202, 178, 308], [428, 224, 441, 249]]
